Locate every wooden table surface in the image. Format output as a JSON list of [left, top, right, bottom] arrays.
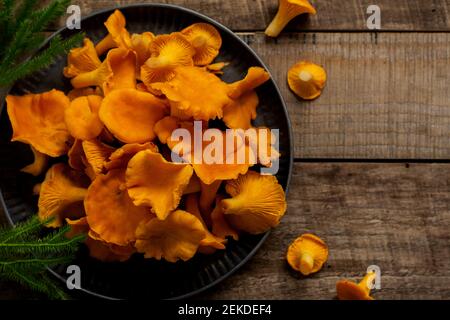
[[2, 0, 450, 300]]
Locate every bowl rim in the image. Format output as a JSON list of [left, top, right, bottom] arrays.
[[0, 2, 294, 300]]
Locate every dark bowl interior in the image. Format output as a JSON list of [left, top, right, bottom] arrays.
[[0, 4, 293, 299]]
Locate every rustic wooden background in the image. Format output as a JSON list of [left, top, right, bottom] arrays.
[[1, 0, 450, 299]]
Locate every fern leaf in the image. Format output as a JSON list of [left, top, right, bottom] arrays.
[[0, 33, 84, 86]]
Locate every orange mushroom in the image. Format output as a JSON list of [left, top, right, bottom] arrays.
[[205, 61, 229, 75], [20, 146, 48, 176], [99, 88, 166, 143], [140, 33, 194, 85], [85, 169, 152, 246], [184, 173, 201, 194], [6, 89, 71, 157], [221, 171, 286, 234], [64, 38, 102, 78], [64, 95, 104, 140], [95, 9, 131, 55], [103, 48, 137, 94], [211, 195, 239, 241], [223, 90, 259, 129], [151, 66, 232, 121], [287, 60, 326, 100], [125, 150, 193, 220], [71, 47, 136, 94], [135, 209, 205, 262], [286, 233, 328, 276], [130, 32, 155, 68], [181, 23, 222, 66], [185, 193, 226, 254], [38, 164, 89, 228], [82, 139, 115, 175], [228, 67, 270, 99], [336, 272, 377, 300], [265, 0, 316, 38], [104, 142, 158, 171]]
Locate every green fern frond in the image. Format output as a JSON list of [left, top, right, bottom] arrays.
[[0, 32, 84, 86]]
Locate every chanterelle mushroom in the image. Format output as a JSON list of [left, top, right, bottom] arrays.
[[265, 0, 316, 38], [287, 60, 327, 100], [135, 209, 205, 262], [221, 170, 287, 234], [286, 233, 328, 276], [38, 163, 89, 228], [181, 23, 222, 66], [336, 272, 376, 300]]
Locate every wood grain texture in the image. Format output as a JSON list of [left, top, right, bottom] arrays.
[[50, 0, 450, 31], [239, 32, 450, 159], [199, 162, 450, 299]]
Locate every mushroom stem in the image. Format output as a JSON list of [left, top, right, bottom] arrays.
[[146, 56, 170, 69], [265, 10, 290, 38], [96, 34, 116, 56], [298, 70, 312, 82], [67, 186, 88, 202], [71, 69, 100, 88], [359, 271, 376, 294], [299, 252, 314, 275]]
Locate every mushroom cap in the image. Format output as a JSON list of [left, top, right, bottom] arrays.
[[223, 90, 259, 129], [38, 163, 89, 228], [85, 169, 152, 246], [125, 150, 193, 220], [64, 38, 102, 78], [6, 90, 71, 157], [221, 170, 286, 234], [82, 139, 116, 175], [286, 233, 328, 275], [64, 95, 104, 140], [102, 47, 137, 94], [227, 67, 270, 99], [135, 209, 205, 262], [99, 88, 167, 143], [20, 146, 48, 176], [211, 195, 239, 241], [336, 273, 375, 300], [131, 32, 155, 68], [140, 33, 194, 85], [265, 0, 316, 37], [154, 116, 179, 144], [151, 66, 232, 121], [192, 143, 253, 185], [104, 142, 158, 171], [287, 61, 326, 100], [181, 23, 222, 66]]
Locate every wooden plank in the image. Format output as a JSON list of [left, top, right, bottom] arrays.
[[48, 0, 450, 31], [239, 32, 450, 159], [200, 162, 450, 299], [2, 163, 449, 299]]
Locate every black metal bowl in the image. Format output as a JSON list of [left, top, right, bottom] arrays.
[[0, 4, 293, 299]]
